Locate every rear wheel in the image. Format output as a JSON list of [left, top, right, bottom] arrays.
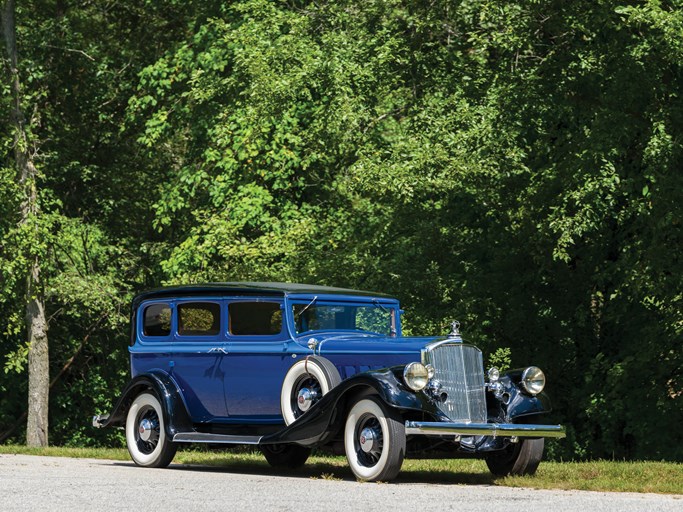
[[343, 396, 405, 482], [485, 438, 544, 476], [125, 392, 177, 468], [260, 444, 311, 469]]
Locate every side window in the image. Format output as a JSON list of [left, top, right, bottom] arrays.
[[178, 302, 221, 336], [229, 302, 282, 336], [143, 303, 172, 337], [355, 307, 392, 335]]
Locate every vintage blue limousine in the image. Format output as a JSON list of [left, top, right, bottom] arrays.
[[93, 283, 565, 481]]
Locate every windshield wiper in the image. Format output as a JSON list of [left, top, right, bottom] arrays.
[[372, 299, 389, 313], [294, 295, 318, 322]]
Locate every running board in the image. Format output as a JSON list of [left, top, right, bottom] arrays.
[[172, 432, 263, 445]]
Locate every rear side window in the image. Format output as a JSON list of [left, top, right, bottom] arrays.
[[178, 302, 221, 336], [143, 303, 172, 337], [229, 302, 282, 336]]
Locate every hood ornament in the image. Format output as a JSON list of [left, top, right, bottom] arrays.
[[447, 321, 462, 341]]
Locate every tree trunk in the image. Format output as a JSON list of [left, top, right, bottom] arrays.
[[26, 271, 49, 447], [1, 0, 49, 447]]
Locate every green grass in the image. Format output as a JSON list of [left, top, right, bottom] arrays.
[[0, 445, 130, 461], [1, 445, 681, 495]]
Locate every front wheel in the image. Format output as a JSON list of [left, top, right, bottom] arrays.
[[344, 396, 406, 482], [485, 438, 544, 476], [125, 392, 177, 468]]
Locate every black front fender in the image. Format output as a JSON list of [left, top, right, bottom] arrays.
[[498, 371, 553, 421], [506, 389, 552, 420], [262, 366, 442, 447], [97, 370, 193, 438]]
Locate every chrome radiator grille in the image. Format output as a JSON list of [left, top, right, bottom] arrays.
[[423, 343, 487, 423]]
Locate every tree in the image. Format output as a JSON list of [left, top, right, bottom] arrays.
[[0, 0, 223, 447], [0, 0, 679, 461], [1, 0, 49, 447]]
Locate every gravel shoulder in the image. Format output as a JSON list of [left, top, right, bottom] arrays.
[[0, 454, 680, 512]]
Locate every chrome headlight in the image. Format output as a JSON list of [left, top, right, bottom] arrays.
[[403, 362, 429, 391], [488, 367, 500, 382], [521, 366, 546, 395]]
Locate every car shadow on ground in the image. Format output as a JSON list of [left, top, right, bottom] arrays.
[[109, 458, 497, 486]]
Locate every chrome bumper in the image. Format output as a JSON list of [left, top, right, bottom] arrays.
[[405, 421, 566, 438], [92, 414, 109, 428]]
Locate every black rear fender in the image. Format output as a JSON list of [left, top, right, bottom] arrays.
[[97, 370, 192, 438]]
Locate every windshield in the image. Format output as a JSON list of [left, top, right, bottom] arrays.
[[292, 302, 395, 336]]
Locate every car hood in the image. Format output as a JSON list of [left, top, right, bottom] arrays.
[[295, 334, 448, 356]]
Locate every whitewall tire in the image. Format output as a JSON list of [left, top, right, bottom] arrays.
[[125, 392, 177, 468], [344, 396, 406, 482]]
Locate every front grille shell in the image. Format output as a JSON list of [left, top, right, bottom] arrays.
[[422, 342, 487, 423]]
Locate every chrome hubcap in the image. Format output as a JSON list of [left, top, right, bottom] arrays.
[[138, 418, 154, 442], [297, 387, 319, 412], [359, 427, 376, 453], [355, 414, 384, 467], [134, 405, 160, 455]]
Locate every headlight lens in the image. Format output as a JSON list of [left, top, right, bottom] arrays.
[[488, 367, 500, 382], [403, 362, 429, 391], [521, 366, 546, 395]]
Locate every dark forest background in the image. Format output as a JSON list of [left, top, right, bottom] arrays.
[[0, 0, 681, 460]]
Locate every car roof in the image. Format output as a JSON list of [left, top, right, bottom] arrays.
[[132, 282, 395, 309]]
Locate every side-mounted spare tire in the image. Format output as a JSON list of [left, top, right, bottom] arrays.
[[280, 356, 341, 425]]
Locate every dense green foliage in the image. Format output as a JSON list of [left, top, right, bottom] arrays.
[[1, 0, 681, 460]]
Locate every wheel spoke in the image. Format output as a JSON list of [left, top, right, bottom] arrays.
[[354, 413, 385, 468]]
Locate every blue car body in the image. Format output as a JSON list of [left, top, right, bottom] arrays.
[[95, 282, 565, 480]]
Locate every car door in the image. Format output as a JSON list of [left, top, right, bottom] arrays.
[[223, 298, 293, 422], [131, 300, 173, 377], [171, 299, 229, 421]]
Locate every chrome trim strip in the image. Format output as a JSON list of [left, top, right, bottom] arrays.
[[421, 341, 479, 365], [422, 339, 472, 355], [172, 433, 263, 444], [405, 421, 566, 438]]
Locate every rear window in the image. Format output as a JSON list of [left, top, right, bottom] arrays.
[[229, 302, 282, 336], [143, 303, 172, 337], [178, 302, 221, 336]]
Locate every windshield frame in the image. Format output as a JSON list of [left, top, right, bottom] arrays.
[[284, 294, 402, 338]]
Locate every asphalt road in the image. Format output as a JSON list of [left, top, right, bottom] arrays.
[[0, 454, 680, 512]]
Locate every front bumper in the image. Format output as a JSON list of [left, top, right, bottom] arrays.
[[405, 421, 566, 438]]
